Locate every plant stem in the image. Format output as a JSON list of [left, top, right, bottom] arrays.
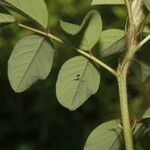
[[134, 34, 150, 52], [117, 51, 134, 150], [16, 22, 118, 76], [118, 0, 145, 149], [124, 0, 133, 26], [118, 75, 133, 150]]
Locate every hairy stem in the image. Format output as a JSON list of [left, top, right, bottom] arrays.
[[16, 22, 118, 76], [134, 34, 150, 52], [117, 51, 135, 150], [118, 0, 145, 149], [118, 72, 133, 150], [124, 0, 133, 26]]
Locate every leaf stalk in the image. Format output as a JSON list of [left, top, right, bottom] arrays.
[[16, 22, 118, 77]]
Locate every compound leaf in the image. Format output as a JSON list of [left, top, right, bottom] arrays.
[[84, 120, 122, 150], [56, 56, 100, 110], [5, 0, 48, 28], [8, 35, 54, 92]]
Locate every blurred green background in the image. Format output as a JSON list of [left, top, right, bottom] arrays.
[[0, 0, 150, 149]]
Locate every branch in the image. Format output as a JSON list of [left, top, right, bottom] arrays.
[[16, 22, 118, 77], [134, 34, 150, 52]]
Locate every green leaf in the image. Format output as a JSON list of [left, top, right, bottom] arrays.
[[60, 10, 102, 50], [56, 56, 100, 110], [134, 106, 150, 135], [143, 26, 150, 34], [79, 10, 102, 50], [134, 62, 150, 82], [8, 35, 54, 93], [0, 1, 13, 8], [144, 0, 150, 12], [134, 106, 150, 145], [99, 29, 125, 57], [133, 122, 149, 149], [0, 12, 15, 23], [92, 0, 124, 5], [60, 20, 80, 35], [143, 106, 150, 119], [5, 0, 48, 28], [84, 120, 122, 150]]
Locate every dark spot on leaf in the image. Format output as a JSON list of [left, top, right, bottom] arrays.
[[76, 74, 80, 77], [74, 77, 80, 81]]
